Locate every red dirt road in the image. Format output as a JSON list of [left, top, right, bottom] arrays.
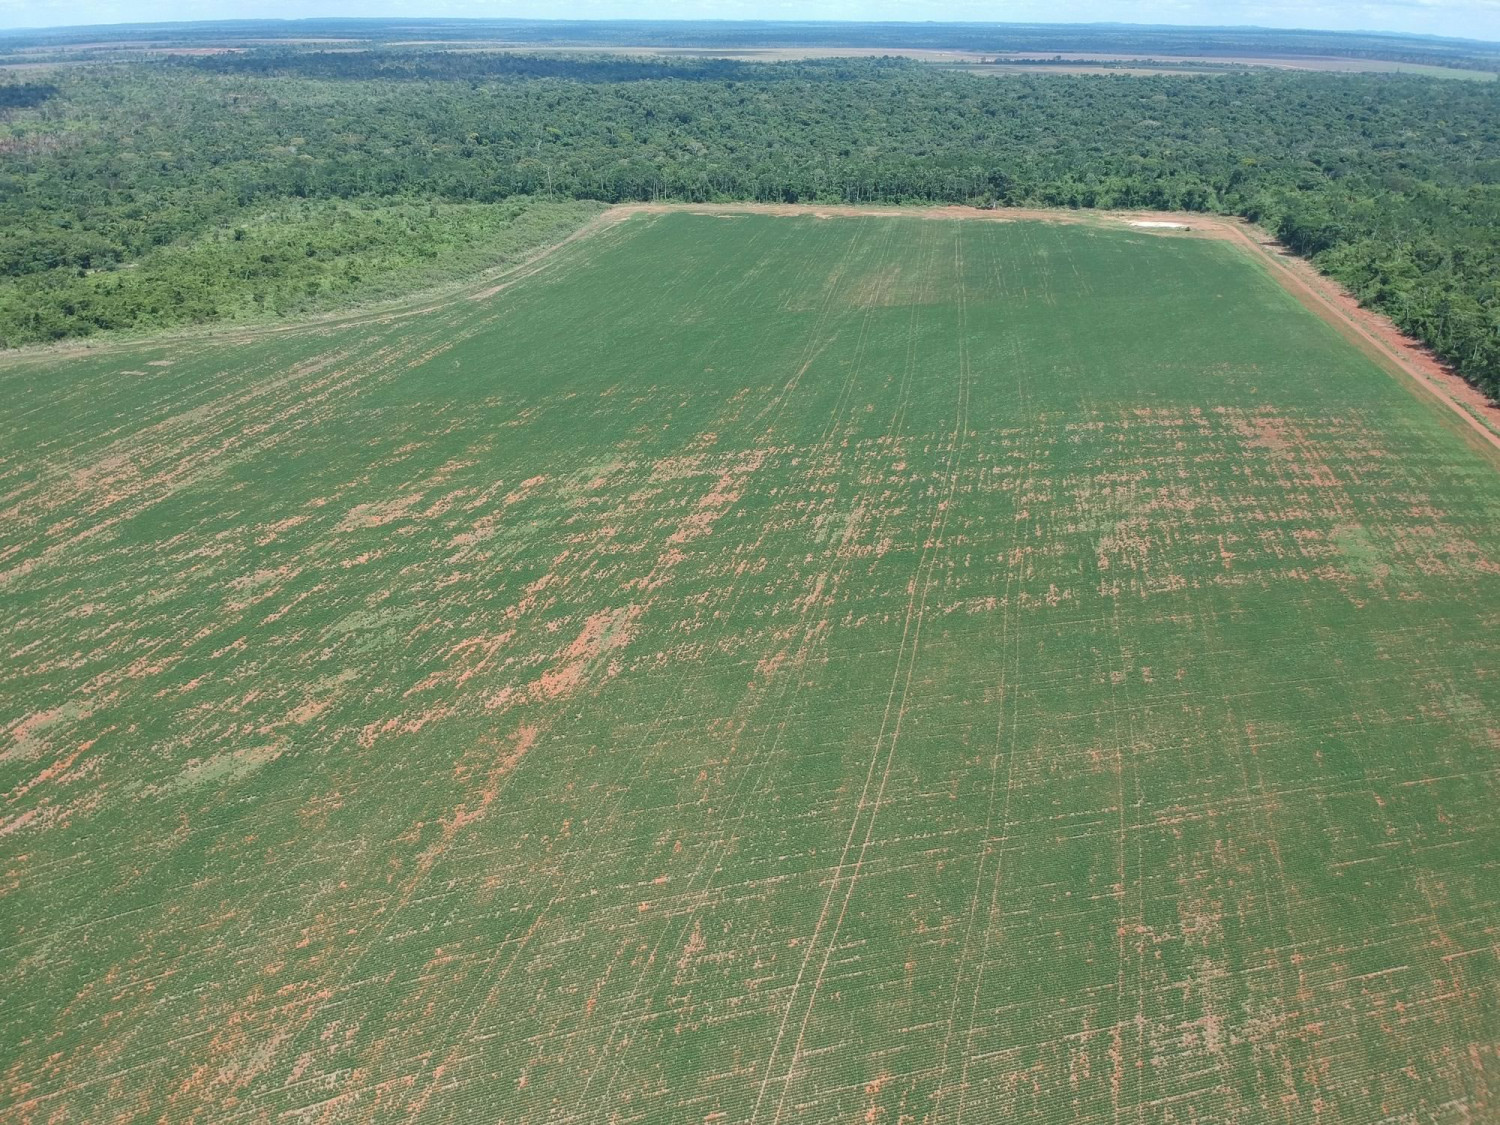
[[1213, 220, 1500, 456]]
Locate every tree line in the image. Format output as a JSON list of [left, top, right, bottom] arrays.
[[0, 54, 1496, 399]]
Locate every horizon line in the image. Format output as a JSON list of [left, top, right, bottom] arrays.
[[1, 15, 1498, 49]]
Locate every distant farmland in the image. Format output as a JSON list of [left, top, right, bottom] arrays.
[[2, 211, 1497, 1122]]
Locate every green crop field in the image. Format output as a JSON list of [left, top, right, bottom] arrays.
[[2, 211, 1498, 1123]]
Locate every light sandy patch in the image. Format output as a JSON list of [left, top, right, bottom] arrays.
[[154, 744, 284, 795], [530, 604, 643, 702]]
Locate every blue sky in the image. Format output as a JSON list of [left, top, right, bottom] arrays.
[[2, 0, 1497, 40]]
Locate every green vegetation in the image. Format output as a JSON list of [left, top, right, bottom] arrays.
[[2, 213, 1497, 1121], [0, 197, 602, 339], [1, 50, 1498, 400], [0, 82, 57, 108], [1380, 62, 1499, 80]]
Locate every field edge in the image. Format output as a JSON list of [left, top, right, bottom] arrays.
[[5, 198, 1496, 467]]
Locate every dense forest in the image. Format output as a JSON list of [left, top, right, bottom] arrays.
[[0, 49, 1497, 400]]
